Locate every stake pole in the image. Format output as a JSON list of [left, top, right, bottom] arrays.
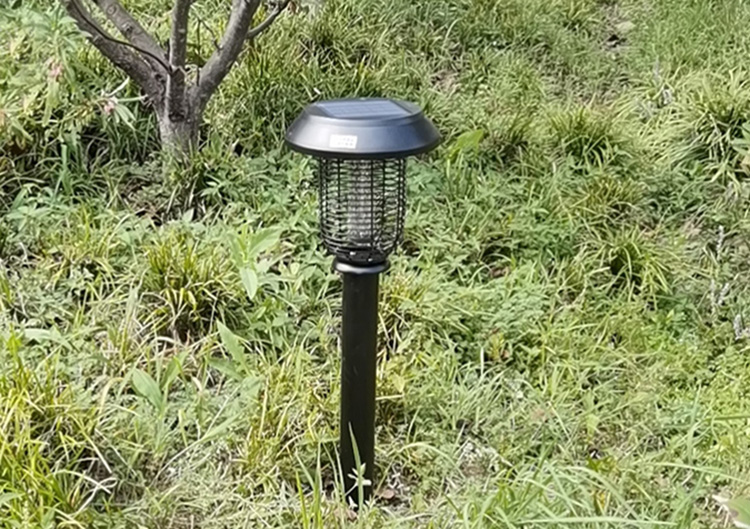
[[337, 260, 383, 506]]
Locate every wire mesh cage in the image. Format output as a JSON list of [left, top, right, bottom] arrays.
[[286, 98, 440, 266], [317, 157, 406, 264]]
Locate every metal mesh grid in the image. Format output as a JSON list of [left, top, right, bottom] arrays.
[[317, 158, 407, 264]]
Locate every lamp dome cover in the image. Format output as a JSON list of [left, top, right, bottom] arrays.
[[285, 98, 441, 159]]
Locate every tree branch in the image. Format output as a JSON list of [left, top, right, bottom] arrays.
[[63, 0, 164, 106], [247, 0, 291, 40], [194, 10, 221, 52], [166, 0, 192, 120], [61, 0, 170, 72], [192, 0, 261, 110], [91, 0, 167, 73]]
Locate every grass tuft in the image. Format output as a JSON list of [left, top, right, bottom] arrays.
[[675, 73, 750, 182], [143, 229, 235, 338], [550, 106, 629, 167]]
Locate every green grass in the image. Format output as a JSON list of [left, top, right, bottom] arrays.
[[3, 0, 750, 527]]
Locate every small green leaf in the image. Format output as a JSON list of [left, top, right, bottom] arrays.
[[715, 496, 750, 528], [240, 267, 258, 301], [0, 493, 22, 507], [392, 374, 406, 393], [228, 236, 244, 266], [217, 321, 245, 368], [727, 498, 750, 528], [240, 375, 263, 402], [248, 228, 282, 258], [130, 369, 164, 411], [449, 129, 485, 160], [207, 357, 243, 381], [161, 357, 182, 392], [41, 507, 55, 529], [202, 414, 239, 442], [24, 328, 70, 349]]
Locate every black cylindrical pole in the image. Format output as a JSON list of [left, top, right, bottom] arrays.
[[339, 266, 380, 506]]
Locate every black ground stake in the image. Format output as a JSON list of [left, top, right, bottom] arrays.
[[339, 262, 380, 501]]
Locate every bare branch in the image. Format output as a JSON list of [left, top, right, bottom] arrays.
[[91, 0, 167, 73], [166, 0, 192, 120], [192, 0, 261, 110], [63, 0, 164, 105], [247, 0, 291, 40], [62, 0, 170, 73]]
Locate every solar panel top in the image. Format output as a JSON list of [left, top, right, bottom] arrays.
[[316, 99, 411, 119]]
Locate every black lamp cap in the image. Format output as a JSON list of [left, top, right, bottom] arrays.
[[285, 98, 441, 159]]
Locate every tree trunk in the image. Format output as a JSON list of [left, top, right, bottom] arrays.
[[157, 109, 201, 156], [62, 0, 292, 155]]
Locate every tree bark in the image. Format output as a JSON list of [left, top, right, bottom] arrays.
[[158, 109, 201, 155], [159, 0, 193, 154], [92, 0, 168, 76], [167, 0, 191, 121]]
